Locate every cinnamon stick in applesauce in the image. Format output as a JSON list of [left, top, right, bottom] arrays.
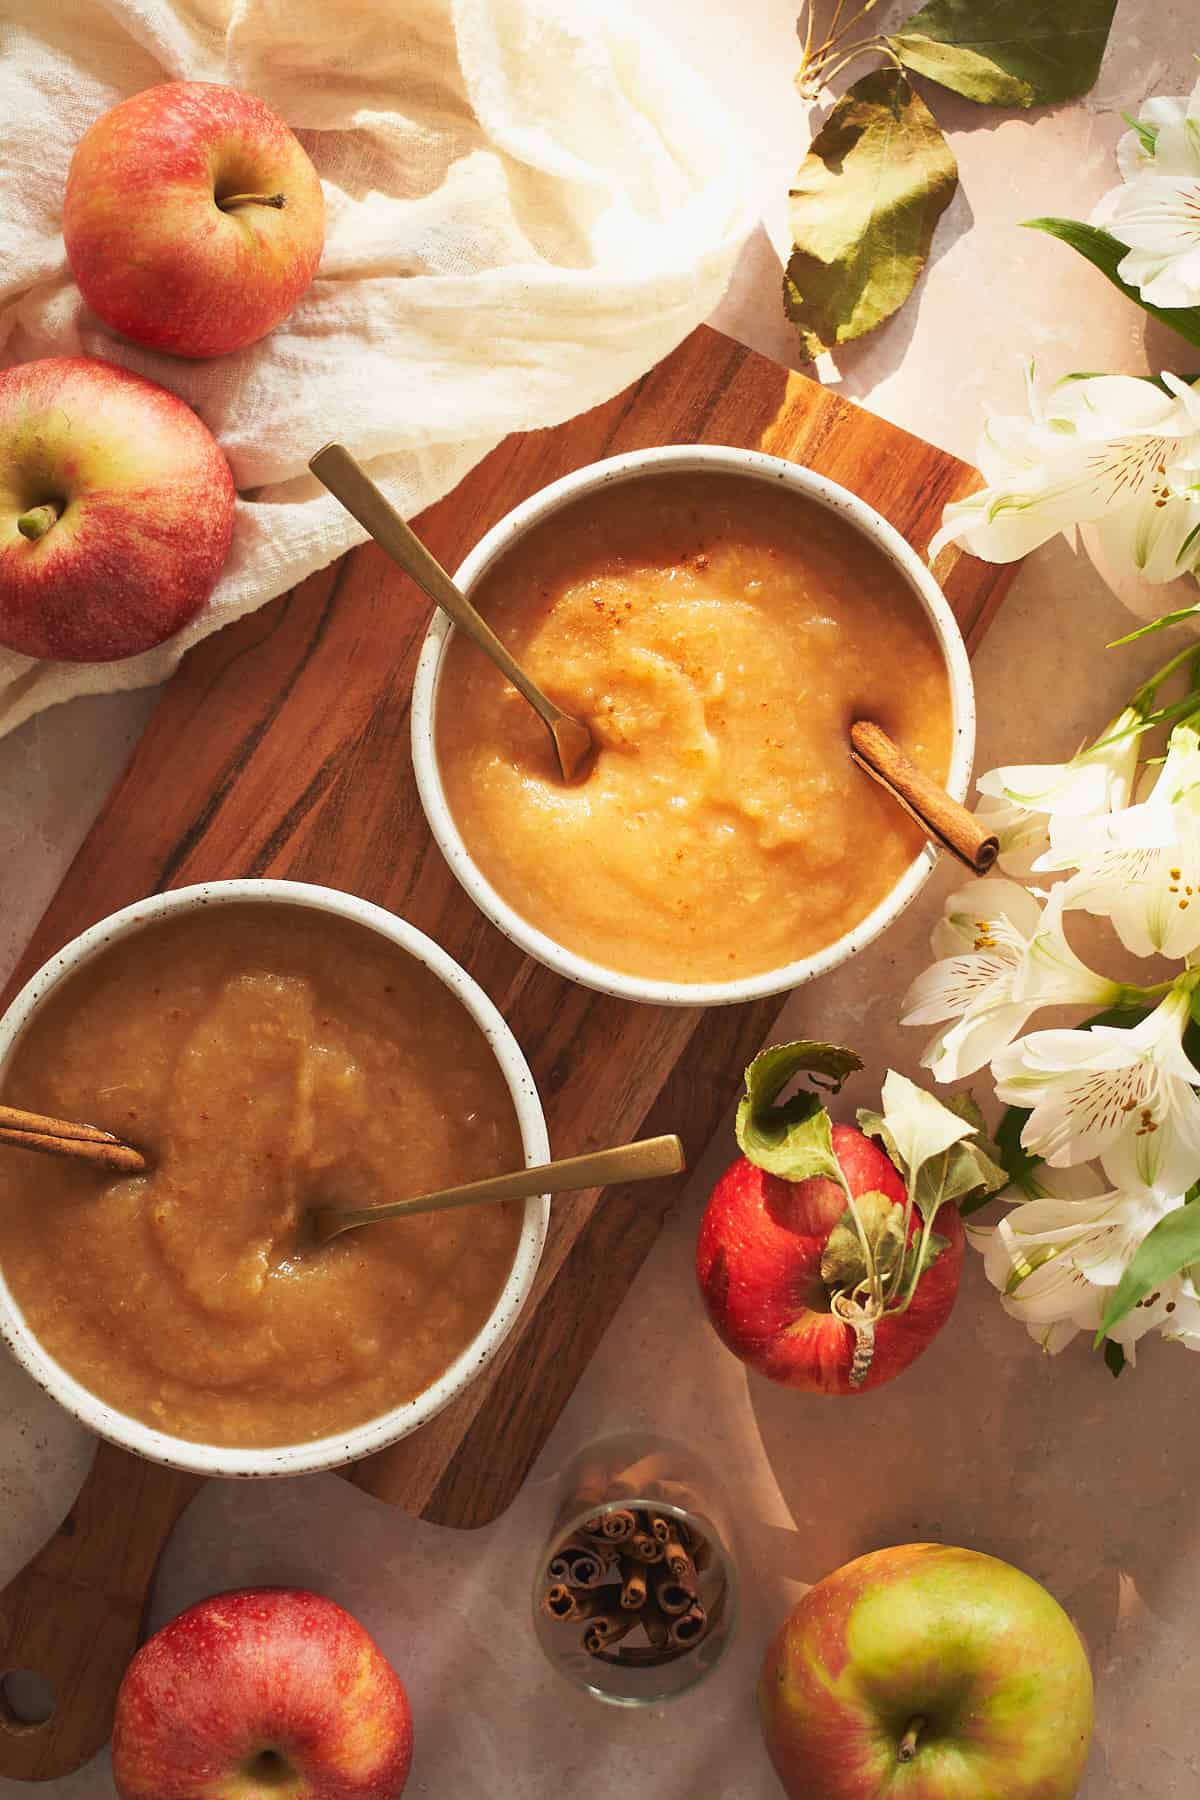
[[849, 720, 998, 876]]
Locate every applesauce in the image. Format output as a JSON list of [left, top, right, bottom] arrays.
[[436, 473, 954, 984], [0, 904, 525, 1448]]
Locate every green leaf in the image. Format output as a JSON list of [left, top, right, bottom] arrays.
[[1109, 602, 1200, 648], [901, 1227, 952, 1286], [819, 1191, 950, 1293], [992, 1104, 1041, 1199], [878, 1070, 976, 1177], [1103, 1339, 1127, 1378], [917, 1136, 1008, 1220], [736, 1040, 862, 1181], [890, 0, 1117, 107], [821, 1191, 906, 1290], [783, 68, 957, 363], [860, 1079, 1007, 1222], [1122, 112, 1159, 155], [1024, 219, 1200, 350], [1095, 1191, 1200, 1344]]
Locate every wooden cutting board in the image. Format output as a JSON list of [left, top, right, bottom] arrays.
[[0, 325, 1019, 1779]]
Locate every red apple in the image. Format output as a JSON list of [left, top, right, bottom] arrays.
[[759, 1544, 1093, 1799], [696, 1124, 964, 1394], [112, 1588, 413, 1800], [0, 357, 235, 661], [64, 82, 325, 358]]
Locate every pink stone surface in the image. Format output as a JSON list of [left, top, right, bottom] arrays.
[[2, 5, 1199, 1795]]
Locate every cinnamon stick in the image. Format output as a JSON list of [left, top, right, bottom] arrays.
[[625, 1531, 665, 1564], [849, 720, 998, 876], [668, 1601, 708, 1646], [547, 1539, 609, 1587], [661, 1528, 696, 1583], [619, 1565, 648, 1611], [653, 1570, 697, 1617], [582, 1611, 636, 1654], [646, 1513, 671, 1545], [541, 1584, 610, 1623], [642, 1600, 671, 1648], [594, 1508, 637, 1542]]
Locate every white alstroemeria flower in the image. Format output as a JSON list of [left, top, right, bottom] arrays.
[[929, 364, 1200, 584], [974, 708, 1142, 875], [1038, 723, 1200, 958], [1092, 74, 1200, 310], [973, 1171, 1196, 1358], [992, 985, 1200, 1185], [902, 880, 1121, 1082]]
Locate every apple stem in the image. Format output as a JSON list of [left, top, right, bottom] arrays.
[[219, 191, 286, 210], [16, 503, 59, 542], [898, 1717, 925, 1763]]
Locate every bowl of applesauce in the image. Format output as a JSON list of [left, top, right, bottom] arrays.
[[411, 446, 974, 1005], [0, 880, 549, 1477]]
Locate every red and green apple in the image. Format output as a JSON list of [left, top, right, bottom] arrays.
[[0, 356, 235, 661], [64, 81, 325, 359], [112, 1587, 413, 1800], [759, 1543, 1093, 1799]]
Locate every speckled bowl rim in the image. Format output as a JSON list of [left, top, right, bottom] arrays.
[[411, 444, 975, 1007], [0, 879, 550, 1480]]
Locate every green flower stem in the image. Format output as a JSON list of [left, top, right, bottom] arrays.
[[1131, 640, 1200, 712], [1092, 688, 1200, 751]]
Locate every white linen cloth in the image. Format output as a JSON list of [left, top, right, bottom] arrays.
[[0, 0, 753, 736]]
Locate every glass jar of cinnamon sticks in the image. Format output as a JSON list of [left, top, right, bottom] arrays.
[[531, 1434, 738, 1705]]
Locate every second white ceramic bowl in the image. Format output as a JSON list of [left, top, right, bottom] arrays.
[[0, 879, 550, 1478], [411, 445, 975, 1008]]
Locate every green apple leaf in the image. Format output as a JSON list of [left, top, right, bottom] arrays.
[[889, 0, 1118, 107], [1103, 1340, 1127, 1378], [878, 1070, 976, 1177], [1024, 219, 1200, 349], [1094, 1188, 1200, 1346], [736, 1039, 862, 1181], [821, 1191, 907, 1290], [860, 1076, 1007, 1223], [783, 68, 957, 363]]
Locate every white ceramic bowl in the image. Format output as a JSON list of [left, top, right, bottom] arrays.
[[0, 879, 550, 1478], [412, 445, 976, 1007]]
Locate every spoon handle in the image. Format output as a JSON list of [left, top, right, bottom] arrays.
[[314, 1134, 685, 1243], [309, 442, 560, 727]]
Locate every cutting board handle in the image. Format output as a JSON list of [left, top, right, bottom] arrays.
[[0, 1439, 202, 1781]]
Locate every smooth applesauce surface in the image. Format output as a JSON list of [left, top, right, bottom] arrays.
[[0, 906, 524, 1447], [437, 474, 954, 983]]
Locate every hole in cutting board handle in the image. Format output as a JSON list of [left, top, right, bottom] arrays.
[[0, 1670, 56, 1729]]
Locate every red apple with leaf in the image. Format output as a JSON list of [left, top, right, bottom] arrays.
[[759, 1543, 1093, 1799], [0, 357, 235, 661], [64, 82, 325, 359], [112, 1588, 413, 1800], [696, 1044, 1006, 1394]]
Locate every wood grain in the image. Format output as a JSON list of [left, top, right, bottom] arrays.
[[0, 326, 1018, 1779], [0, 1443, 200, 1779]]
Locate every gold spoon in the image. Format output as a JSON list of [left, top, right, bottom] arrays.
[[309, 442, 595, 782], [309, 1134, 684, 1246]]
